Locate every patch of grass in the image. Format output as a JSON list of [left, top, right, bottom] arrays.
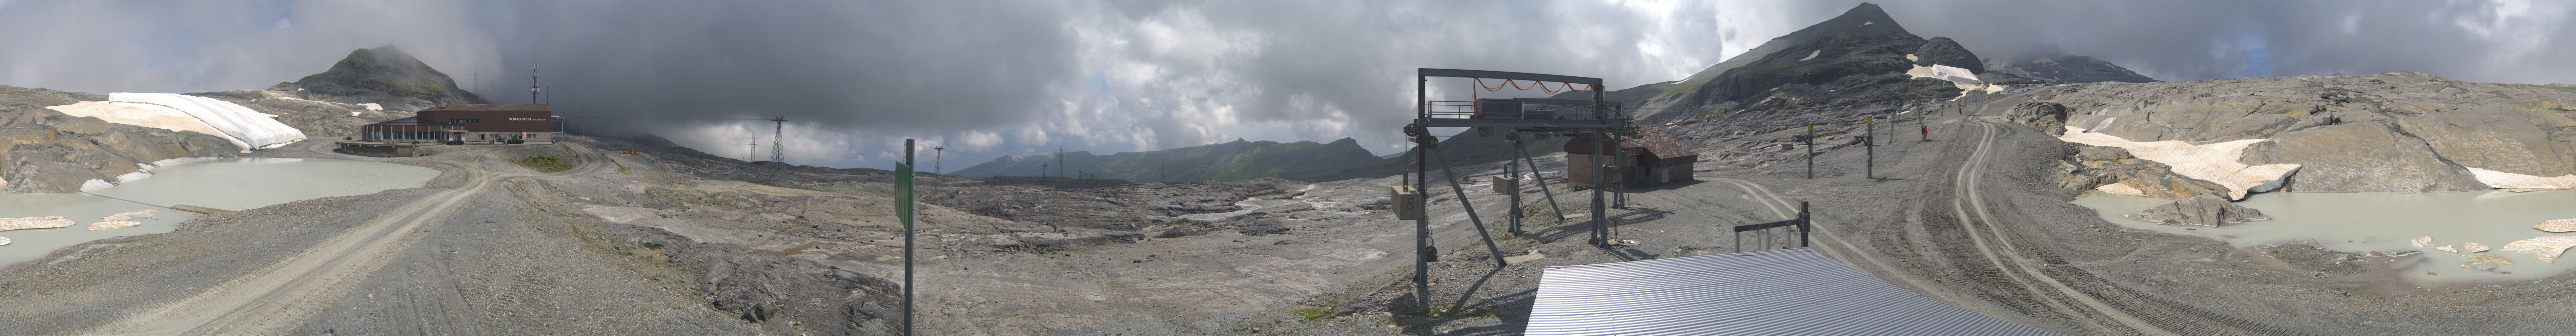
[[415, 148, 435, 157], [1295, 307, 1332, 320], [514, 155, 575, 172]]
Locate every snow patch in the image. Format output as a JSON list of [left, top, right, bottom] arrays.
[[86, 221, 139, 231], [1905, 54, 1918, 62], [2463, 167, 2576, 189], [80, 179, 112, 192], [1798, 50, 1820, 61], [0, 216, 76, 231], [2503, 236, 2576, 263], [113, 172, 151, 183], [358, 103, 382, 111], [45, 101, 247, 149], [1906, 64, 1983, 84], [2058, 126, 2302, 200], [108, 93, 305, 150], [2095, 183, 2147, 197], [2536, 218, 2576, 232]]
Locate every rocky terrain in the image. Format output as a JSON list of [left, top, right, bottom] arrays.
[[2034, 72, 2576, 195], [1992, 54, 2160, 84], [0, 86, 238, 193], [266, 45, 489, 112], [2124, 194, 2269, 227]]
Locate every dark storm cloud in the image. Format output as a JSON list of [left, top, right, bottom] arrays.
[[1, 1, 2569, 169]]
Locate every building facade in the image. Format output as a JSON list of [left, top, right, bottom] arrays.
[[1563, 129, 1698, 187], [359, 103, 558, 142]]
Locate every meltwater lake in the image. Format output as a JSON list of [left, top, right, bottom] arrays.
[[2074, 189, 2576, 284], [0, 158, 437, 266]]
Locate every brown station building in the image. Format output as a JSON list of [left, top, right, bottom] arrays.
[[1563, 128, 1698, 187], [359, 103, 558, 142]]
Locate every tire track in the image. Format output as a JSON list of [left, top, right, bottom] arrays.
[[85, 142, 606, 334], [1948, 121, 2169, 335]]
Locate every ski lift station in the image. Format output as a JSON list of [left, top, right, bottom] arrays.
[[340, 103, 561, 157]]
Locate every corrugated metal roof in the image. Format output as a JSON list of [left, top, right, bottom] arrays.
[[1525, 247, 2054, 336]]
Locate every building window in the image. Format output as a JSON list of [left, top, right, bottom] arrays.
[[451, 119, 480, 124]]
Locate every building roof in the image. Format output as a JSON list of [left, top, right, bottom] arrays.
[[1562, 128, 1696, 158], [1524, 247, 2054, 336], [425, 103, 550, 112], [363, 116, 450, 126]]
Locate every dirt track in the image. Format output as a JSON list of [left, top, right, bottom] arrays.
[[80, 143, 612, 334]]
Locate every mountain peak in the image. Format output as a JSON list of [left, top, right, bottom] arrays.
[[272, 45, 487, 112], [1810, 2, 1905, 35]]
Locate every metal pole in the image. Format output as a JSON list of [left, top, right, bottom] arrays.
[[1414, 75, 1431, 306], [1591, 132, 1609, 246], [1430, 150, 1509, 267], [1507, 146, 1523, 236], [1520, 144, 1566, 224], [1866, 116, 1874, 179], [903, 139, 915, 336], [1805, 124, 1814, 179], [1799, 201, 1811, 248]]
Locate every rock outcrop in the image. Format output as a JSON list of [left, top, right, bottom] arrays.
[[1913, 37, 1984, 74], [2006, 102, 2069, 136], [2124, 194, 2269, 227], [1994, 54, 2158, 83], [2053, 146, 2232, 200], [0, 86, 239, 193], [2036, 72, 2576, 193], [268, 45, 486, 112], [2238, 122, 2487, 192]]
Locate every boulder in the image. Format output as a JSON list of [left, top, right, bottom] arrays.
[[2124, 194, 2269, 227], [2239, 122, 2487, 192], [2007, 102, 2069, 136], [2052, 146, 2232, 200]]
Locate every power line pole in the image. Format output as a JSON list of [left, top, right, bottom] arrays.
[[1056, 146, 1066, 178], [769, 116, 787, 163], [529, 64, 540, 104]]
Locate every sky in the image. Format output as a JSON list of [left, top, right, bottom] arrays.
[[0, 0, 2569, 171]]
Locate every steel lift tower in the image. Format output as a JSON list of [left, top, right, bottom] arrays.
[[1403, 69, 1628, 308]]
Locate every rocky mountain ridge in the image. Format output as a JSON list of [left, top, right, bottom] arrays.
[[267, 45, 487, 112]]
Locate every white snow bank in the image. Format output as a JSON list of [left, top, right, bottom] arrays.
[[102, 209, 158, 222], [2096, 183, 2147, 197], [0, 237, 9, 245], [0, 216, 75, 231], [1906, 64, 1982, 85], [113, 172, 151, 183], [86, 221, 139, 231], [106, 93, 306, 150], [143, 157, 220, 170], [80, 179, 112, 192], [45, 101, 250, 149], [2463, 167, 2576, 189], [2059, 126, 2302, 200], [2503, 236, 2576, 263], [1799, 50, 1820, 61], [358, 103, 382, 111]]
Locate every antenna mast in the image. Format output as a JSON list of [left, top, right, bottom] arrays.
[[529, 64, 541, 104]]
